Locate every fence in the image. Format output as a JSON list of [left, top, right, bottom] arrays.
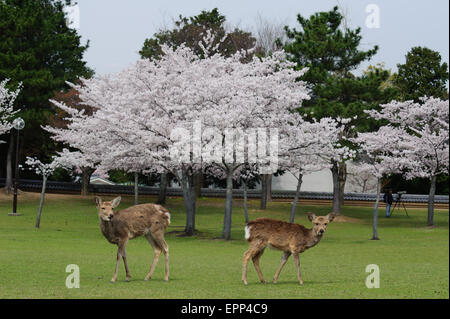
[[0, 178, 448, 204]]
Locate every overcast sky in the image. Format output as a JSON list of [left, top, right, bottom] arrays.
[[74, 0, 449, 76]]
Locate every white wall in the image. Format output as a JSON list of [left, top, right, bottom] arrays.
[[272, 170, 333, 192], [272, 161, 379, 193]]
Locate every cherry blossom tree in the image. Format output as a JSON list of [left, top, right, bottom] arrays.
[[279, 116, 355, 222], [46, 44, 201, 234], [49, 133, 100, 197], [346, 164, 378, 193], [98, 151, 153, 205], [0, 79, 21, 142], [24, 156, 66, 228], [45, 31, 310, 238], [185, 48, 309, 239], [366, 97, 449, 226], [351, 126, 415, 239]]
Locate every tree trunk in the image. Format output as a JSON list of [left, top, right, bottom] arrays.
[[134, 172, 139, 206], [181, 169, 196, 236], [331, 161, 341, 215], [290, 174, 303, 223], [266, 173, 272, 202], [222, 169, 234, 240], [157, 172, 168, 205], [427, 175, 437, 226], [371, 178, 381, 240], [80, 167, 95, 196], [4, 133, 14, 193], [362, 180, 367, 193], [260, 174, 267, 210], [338, 161, 347, 209], [194, 171, 203, 198], [35, 176, 47, 229], [243, 181, 249, 223]]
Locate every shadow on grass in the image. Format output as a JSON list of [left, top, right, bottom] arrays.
[[109, 278, 175, 284], [243, 280, 337, 286]]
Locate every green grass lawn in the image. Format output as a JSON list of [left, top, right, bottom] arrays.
[[0, 192, 448, 299]]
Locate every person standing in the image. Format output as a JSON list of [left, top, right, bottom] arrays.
[[383, 189, 393, 217]]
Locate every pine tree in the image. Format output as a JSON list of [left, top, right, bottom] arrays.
[[281, 6, 384, 214], [0, 0, 92, 187]]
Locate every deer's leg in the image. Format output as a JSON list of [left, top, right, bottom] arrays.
[[121, 241, 131, 282], [242, 241, 265, 285], [292, 252, 303, 285], [158, 238, 169, 282], [273, 251, 291, 284], [111, 244, 122, 283], [242, 249, 252, 285], [144, 235, 162, 281], [252, 248, 266, 284], [152, 231, 169, 282], [111, 239, 129, 283], [111, 250, 120, 283]]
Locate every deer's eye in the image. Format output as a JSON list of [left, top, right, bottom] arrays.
[[315, 223, 319, 226]]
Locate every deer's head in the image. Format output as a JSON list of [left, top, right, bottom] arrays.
[[307, 212, 335, 236], [95, 196, 121, 221]]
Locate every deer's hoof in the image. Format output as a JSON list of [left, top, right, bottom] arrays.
[[125, 277, 131, 282], [299, 281, 304, 286], [110, 279, 116, 284], [242, 280, 248, 286], [261, 280, 266, 284]]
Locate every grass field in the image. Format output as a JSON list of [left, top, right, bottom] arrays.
[[0, 192, 448, 299]]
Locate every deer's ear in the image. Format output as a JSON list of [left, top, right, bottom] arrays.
[[111, 196, 121, 208], [95, 196, 102, 207], [306, 212, 316, 222], [326, 213, 336, 222]]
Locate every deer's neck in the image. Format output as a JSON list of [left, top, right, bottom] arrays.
[[304, 229, 323, 249], [99, 219, 117, 244]]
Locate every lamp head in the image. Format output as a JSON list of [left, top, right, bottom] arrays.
[[12, 118, 25, 130]]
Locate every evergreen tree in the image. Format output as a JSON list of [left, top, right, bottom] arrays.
[[0, 0, 92, 187], [282, 6, 387, 213], [139, 8, 257, 61], [394, 46, 449, 102]]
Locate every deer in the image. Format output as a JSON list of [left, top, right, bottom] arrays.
[[242, 212, 335, 286], [94, 196, 170, 283]]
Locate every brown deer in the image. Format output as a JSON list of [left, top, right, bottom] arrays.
[[242, 212, 335, 285], [95, 196, 170, 283]]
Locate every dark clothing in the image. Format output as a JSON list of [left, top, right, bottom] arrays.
[[383, 193, 393, 205]]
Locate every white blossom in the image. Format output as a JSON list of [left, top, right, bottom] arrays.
[[0, 79, 21, 142]]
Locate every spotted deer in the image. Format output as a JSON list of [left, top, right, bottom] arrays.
[[242, 212, 335, 285], [95, 196, 170, 283]]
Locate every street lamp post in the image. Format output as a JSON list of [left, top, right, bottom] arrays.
[[9, 117, 25, 217]]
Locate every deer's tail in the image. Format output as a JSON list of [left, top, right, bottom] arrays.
[[244, 224, 252, 241]]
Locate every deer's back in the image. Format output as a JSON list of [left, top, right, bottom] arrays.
[[113, 203, 170, 239]]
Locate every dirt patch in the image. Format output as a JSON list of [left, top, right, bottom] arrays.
[[0, 190, 91, 202], [333, 215, 365, 224], [166, 229, 214, 239]]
